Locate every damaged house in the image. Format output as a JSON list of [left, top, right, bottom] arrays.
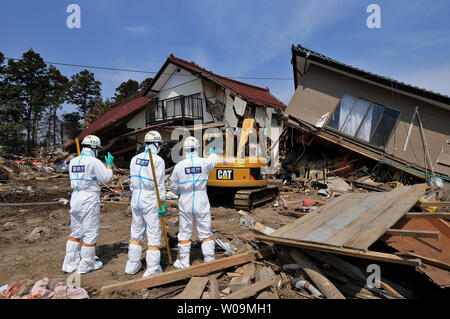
[[284, 44, 450, 183], [75, 54, 285, 167]]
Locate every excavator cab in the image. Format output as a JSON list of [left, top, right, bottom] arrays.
[[203, 119, 278, 210]]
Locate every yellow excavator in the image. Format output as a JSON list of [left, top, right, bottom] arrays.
[[203, 118, 279, 210]]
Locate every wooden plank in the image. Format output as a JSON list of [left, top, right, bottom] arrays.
[[306, 251, 410, 299], [303, 192, 387, 245], [419, 201, 450, 208], [270, 193, 352, 237], [100, 247, 274, 293], [426, 219, 450, 238], [405, 213, 450, 220], [291, 249, 346, 299], [208, 275, 220, 299], [255, 235, 421, 266], [222, 277, 276, 299], [385, 229, 440, 239], [344, 184, 426, 249], [324, 187, 411, 247], [397, 252, 450, 271], [280, 193, 369, 239], [173, 277, 209, 299]]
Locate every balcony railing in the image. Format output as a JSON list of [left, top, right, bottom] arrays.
[[146, 95, 203, 126]]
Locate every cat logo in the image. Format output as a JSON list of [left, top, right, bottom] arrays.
[[216, 169, 233, 180]]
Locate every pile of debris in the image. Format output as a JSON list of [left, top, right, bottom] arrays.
[[95, 179, 449, 299], [0, 277, 89, 299]]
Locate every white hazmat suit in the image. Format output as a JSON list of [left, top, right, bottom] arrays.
[[170, 148, 218, 269], [125, 144, 166, 277], [62, 147, 113, 274]]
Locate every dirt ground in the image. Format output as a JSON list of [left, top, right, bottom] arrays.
[[0, 177, 316, 299]]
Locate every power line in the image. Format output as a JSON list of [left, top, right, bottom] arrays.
[[5, 57, 294, 81]]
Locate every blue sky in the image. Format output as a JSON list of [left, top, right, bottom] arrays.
[[1, 0, 449, 114]]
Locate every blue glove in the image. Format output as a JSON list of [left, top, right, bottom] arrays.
[[158, 203, 167, 217], [209, 148, 216, 154], [105, 152, 114, 167]]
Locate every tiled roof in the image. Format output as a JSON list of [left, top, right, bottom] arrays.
[[293, 44, 450, 107], [164, 55, 286, 109], [78, 93, 150, 140]]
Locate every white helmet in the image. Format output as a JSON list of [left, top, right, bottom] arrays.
[[144, 131, 163, 144], [183, 136, 200, 150], [81, 135, 102, 149]]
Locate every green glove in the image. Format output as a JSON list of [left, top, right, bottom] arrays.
[[209, 148, 216, 154], [158, 203, 167, 218], [105, 152, 114, 167]]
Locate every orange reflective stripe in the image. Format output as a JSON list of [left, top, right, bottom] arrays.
[[202, 237, 213, 243], [83, 243, 96, 248], [148, 246, 159, 251], [69, 237, 81, 243], [179, 240, 191, 245], [130, 240, 141, 246]]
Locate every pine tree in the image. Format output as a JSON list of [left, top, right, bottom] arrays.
[[114, 79, 139, 103], [6, 49, 49, 153], [44, 65, 69, 151], [67, 69, 101, 120]]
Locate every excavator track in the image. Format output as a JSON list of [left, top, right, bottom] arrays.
[[234, 185, 279, 211]]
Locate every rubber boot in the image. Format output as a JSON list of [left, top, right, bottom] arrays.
[[77, 245, 103, 274], [173, 242, 191, 269], [62, 240, 81, 273], [125, 243, 143, 275], [142, 249, 163, 278], [201, 239, 215, 263]]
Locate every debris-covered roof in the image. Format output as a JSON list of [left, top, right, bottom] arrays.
[[292, 44, 450, 108], [147, 54, 286, 110], [78, 93, 150, 140]]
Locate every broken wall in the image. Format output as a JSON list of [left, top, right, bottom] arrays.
[[286, 61, 450, 177]]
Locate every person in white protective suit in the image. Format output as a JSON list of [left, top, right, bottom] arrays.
[[125, 131, 167, 277], [62, 135, 114, 274], [170, 136, 219, 269]]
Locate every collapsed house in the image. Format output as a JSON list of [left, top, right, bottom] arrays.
[[284, 44, 450, 184], [73, 54, 286, 167]]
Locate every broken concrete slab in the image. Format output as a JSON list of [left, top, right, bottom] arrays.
[[229, 276, 251, 293], [255, 266, 276, 282]]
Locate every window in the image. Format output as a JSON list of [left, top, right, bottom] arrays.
[[327, 94, 400, 148], [271, 111, 282, 127]]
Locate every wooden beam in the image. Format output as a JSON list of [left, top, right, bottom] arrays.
[[405, 213, 450, 220], [100, 247, 274, 293], [222, 276, 277, 299], [385, 229, 441, 239], [291, 249, 346, 299], [306, 251, 407, 299], [397, 252, 450, 271], [255, 235, 421, 267], [208, 275, 220, 299], [426, 219, 450, 238], [173, 277, 209, 299], [419, 202, 450, 208]]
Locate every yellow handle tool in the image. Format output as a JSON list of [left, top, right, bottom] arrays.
[[75, 138, 81, 156], [147, 149, 172, 265]]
